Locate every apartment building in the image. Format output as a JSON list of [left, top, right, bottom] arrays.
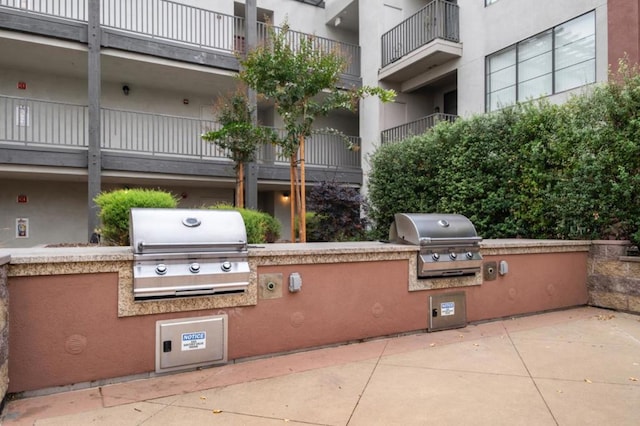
[[1, 0, 638, 247]]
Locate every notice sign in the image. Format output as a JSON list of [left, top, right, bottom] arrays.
[[440, 301, 455, 316], [181, 331, 206, 351]]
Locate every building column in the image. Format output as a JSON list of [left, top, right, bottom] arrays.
[[359, 0, 386, 197], [87, 0, 101, 241], [244, 0, 258, 209]]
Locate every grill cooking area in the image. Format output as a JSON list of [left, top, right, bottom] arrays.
[[389, 213, 483, 278], [130, 208, 250, 300]]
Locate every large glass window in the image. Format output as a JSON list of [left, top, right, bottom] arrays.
[[518, 30, 553, 100], [486, 47, 516, 111], [555, 12, 596, 92], [485, 11, 595, 112]]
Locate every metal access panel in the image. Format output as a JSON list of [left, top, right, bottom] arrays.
[[428, 292, 467, 332], [156, 314, 228, 373]]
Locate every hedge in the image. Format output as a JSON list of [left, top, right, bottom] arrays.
[[368, 61, 640, 245]]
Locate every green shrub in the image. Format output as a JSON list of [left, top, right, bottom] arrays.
[[94, 188, 178, 245], [209, 204, 280, 244], [368, 60, 640, 242], [307, 181, 369, 241]]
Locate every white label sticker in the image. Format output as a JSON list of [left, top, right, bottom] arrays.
[[441, 301, 455, 316], [181, 331, 206, 351]]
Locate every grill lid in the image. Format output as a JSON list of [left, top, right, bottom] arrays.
[[389, 213, 483, 278], [130, 208, 247, 255], [390, 213, 481, 247]]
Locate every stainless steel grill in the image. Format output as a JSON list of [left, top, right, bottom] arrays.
[[130, 208, 250, 300], [389, 213, 483, 278]]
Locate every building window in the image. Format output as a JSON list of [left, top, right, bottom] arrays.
[[486, 47, 516, 112], [485, 0, 499, 6], [554, 12, 596, 93], [485, 11, 595, 112]]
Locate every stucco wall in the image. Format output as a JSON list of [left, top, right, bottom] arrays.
[[6, 243, 589, 394], [0, 179, 234, 248]]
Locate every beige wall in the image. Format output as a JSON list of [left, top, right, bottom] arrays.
[[0, 179, 235, 248]]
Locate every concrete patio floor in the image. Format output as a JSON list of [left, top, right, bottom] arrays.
[[2, 306, 639, 425]]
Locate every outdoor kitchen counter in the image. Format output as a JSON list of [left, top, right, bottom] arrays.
[[3, 240, 596, 394], [1, 240, 592, 317]]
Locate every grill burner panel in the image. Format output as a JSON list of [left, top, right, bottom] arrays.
[[130, 208, 250, 301], [389, 213, 483, 278]]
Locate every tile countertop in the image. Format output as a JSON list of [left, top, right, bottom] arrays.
[[0, 239, 594, 264]]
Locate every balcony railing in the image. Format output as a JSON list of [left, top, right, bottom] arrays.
[[0, 0, 360, 77], [101, 0, 244, 54], [257, 22, 361, 77], [0, 0, 87, 21], [101, 107, 228, 159], [0, 96, 361, 168], [257, 128, 360, 168], [0, 95, 88, 147], [380, 113, 457, 144], [381, 0, 459, 68]]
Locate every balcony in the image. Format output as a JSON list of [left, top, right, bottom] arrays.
[[0, 0, 361, 81], [380, 113, 457, 144], [0, 95, 361, 174], [379, 0, 461, 83], [257, 22, 360, 85]]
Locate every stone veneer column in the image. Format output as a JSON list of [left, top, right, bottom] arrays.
[[588, 240, 640, 313], [0, 255, 9, 407]]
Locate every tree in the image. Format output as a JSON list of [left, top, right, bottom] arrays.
[[201, 89, 276, 208], [239, 22, 395, 241]]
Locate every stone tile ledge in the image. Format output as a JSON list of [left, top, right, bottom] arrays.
[[0, 239, 594, 265], [0, 254, 9, 266], [480, 239, 591, 255], [1, 247, 132, 264]]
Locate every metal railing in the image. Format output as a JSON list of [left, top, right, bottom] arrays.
[[381, 0, 459, 68], [256, 128, 360, 168], [0, 96, 361, 168], [0, 95, 88, 147], [101, 108, 230, 159], [0, 0, 87, 21], [101, 0, 244, 53], [0, 1, 360, 76], [257, 22, 361, 77], [380, 113, 457, 144]]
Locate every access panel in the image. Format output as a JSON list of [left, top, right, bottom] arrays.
[[428, 292, 467, 332], [156, 314, 227, 373]]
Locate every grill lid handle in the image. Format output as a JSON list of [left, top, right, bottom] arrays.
[[136, 241, 247, 252], [417, 236, 483, 246]]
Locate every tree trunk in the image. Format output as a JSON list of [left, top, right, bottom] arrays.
[[237, 162, 244, 208], [299, 134, 306, 242], [290, 155, 296, 242]]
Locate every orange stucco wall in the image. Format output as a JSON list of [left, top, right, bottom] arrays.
[[8, 252, 588, 393]]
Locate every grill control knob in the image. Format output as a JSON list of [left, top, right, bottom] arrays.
[[432, 253, 440, 261], [449, 252, 457, 260], [466, 252, 474, 259], [221, 261, 232, 272], [155, 264, 168, 275], [189, 263, 200, 273]]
